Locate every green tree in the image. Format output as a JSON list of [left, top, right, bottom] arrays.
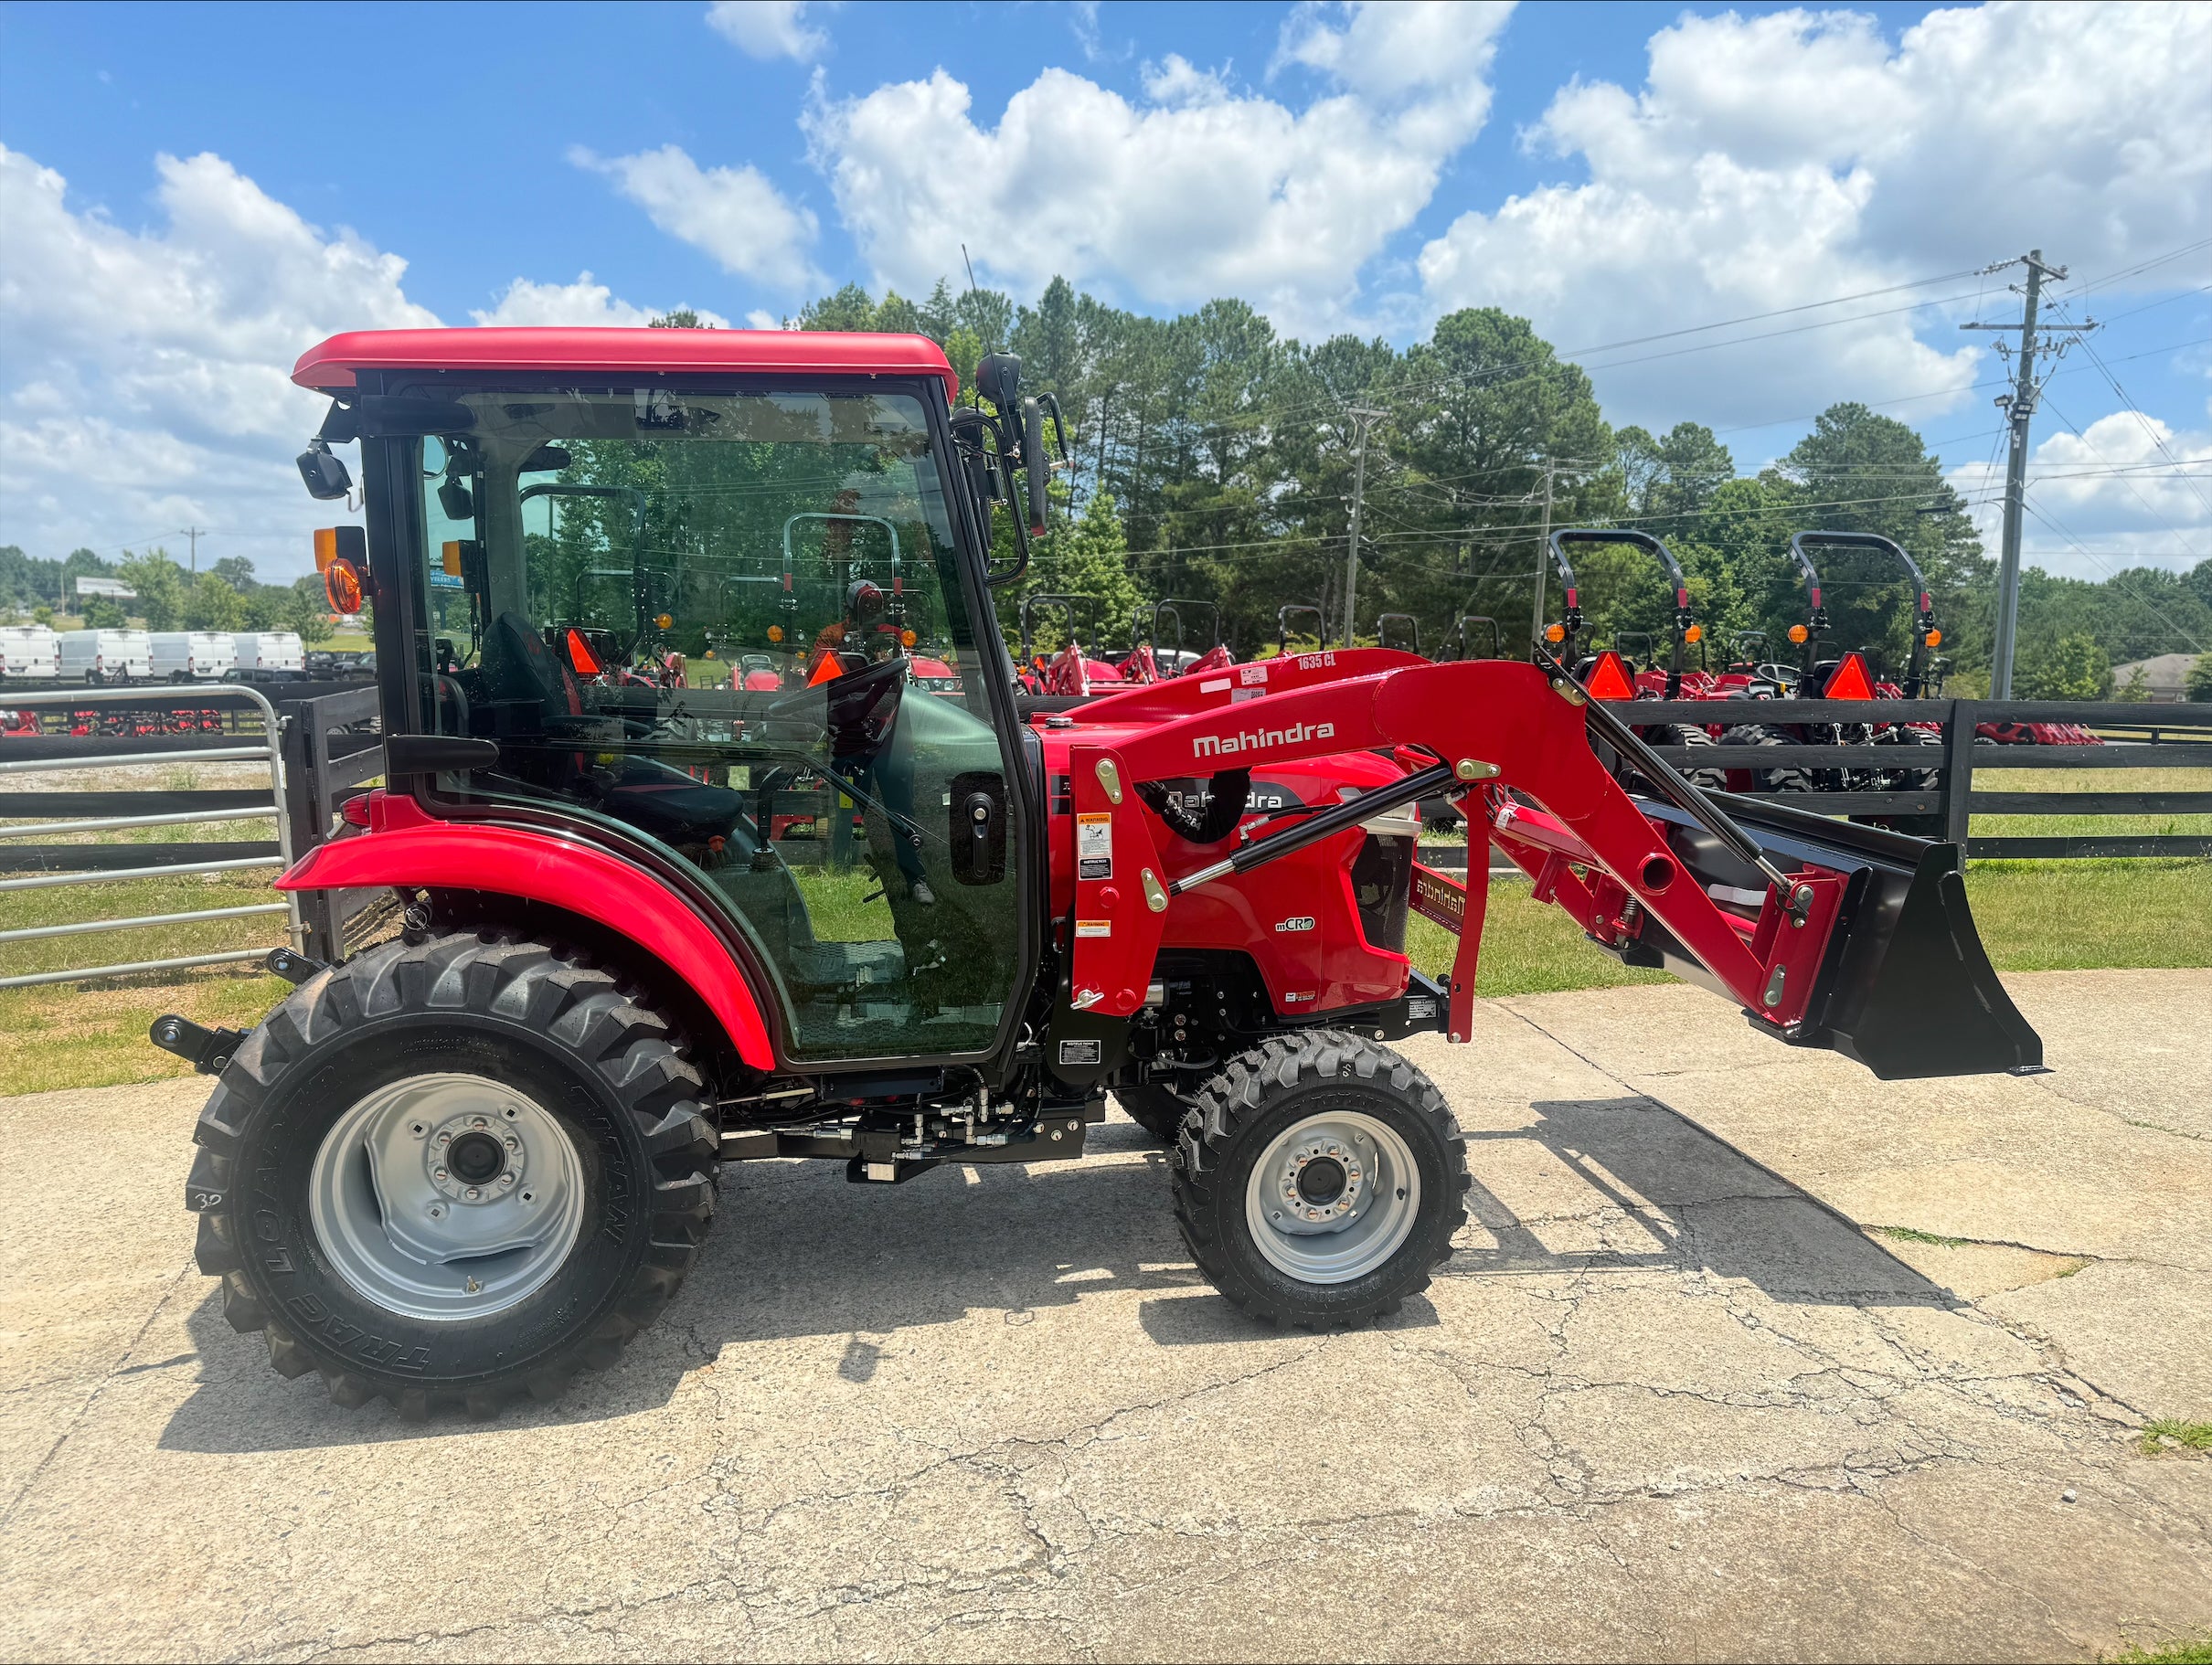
[[2186, 653, 2212, 703], [1026, 490, 1143, 651], [1760, 404, 1989, 679], [183, 570, 249, 631], [2015, 631, 2113, 699], [80, 596, 127, 629], [286, 578, 335, 643], [2114, 663, 2151, 702], [648, 308, 709, 330], [32, 604, 53, 627], [117, 548, 188, 630], [210, 555, 257, 591]]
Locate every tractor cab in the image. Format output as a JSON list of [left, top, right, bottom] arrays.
[[292, 328, 1058, 1067]]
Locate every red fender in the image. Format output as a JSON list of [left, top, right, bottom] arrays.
[[277, 795, 774, 1068]]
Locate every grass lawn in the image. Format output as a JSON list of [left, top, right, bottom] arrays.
[[1971, 766, 2212, 841], [5, 830, 2209, 1097]]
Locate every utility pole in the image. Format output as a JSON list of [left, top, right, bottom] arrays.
[[1962, 250, 2094, 697], [1340, 407, 1385, 648], [1527, 459, 1556, 654], [186, 526, 205, 574]]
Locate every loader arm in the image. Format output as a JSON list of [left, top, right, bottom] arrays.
[[1062, 657, 2038, 1081]]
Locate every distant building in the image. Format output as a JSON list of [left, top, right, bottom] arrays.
[[72, 577, 136, 600], [2111, 652, 2196, 703]]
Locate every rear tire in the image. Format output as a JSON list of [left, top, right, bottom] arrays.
[[184, 932, 716, 1417], [1718, 723, 1811, 793], [1171, 1031, 1468, 1328]]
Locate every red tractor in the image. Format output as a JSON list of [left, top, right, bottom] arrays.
[[1018, 593, 1127, 696], [163, 328, 2039, 1418]]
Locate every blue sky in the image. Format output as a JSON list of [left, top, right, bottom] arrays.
[[1, 0, 2207, 583]]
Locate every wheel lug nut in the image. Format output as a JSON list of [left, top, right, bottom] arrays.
[[472, 1117, 488, 1129], [436, 1131, 451, 1145], [500, 1172, 516, 1186], [504, 1135, 519, 1150], [464, 1187, 480, 1201], [434, 1167, 448, 1180]]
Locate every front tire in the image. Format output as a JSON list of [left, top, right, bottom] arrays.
[[1115, 1083, 1190, 1144], [1172, 1031, 1468, 1327], [184, 933, 717, 1416]]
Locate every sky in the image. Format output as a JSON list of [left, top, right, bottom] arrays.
[[0, 0, 2207, 588]]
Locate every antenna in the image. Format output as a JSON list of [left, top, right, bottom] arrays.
[[959, 243, 984, 407]]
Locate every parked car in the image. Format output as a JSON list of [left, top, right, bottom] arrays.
[[58, 628, 154, 684], [149, 631, 239, 683], [306, 648, 376, 680], [227, 631, 309, 683], [0, 624, 62, 680]]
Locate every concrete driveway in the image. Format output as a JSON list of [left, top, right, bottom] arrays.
[[2, 970, 2207, 1661]]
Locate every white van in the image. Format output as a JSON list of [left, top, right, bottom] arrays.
[[229, 631, 306, 679], [59, 628, 154, 684], [149, 631, 239, 683], [0, 625, 61, 680]]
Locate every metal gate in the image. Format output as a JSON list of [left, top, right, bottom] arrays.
[[0, 684, 300, 989]]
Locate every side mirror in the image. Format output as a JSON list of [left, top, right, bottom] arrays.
[[1023, 399, 1050, 537], [297, 440, 352, 502], [976, 352, 1021, 409]]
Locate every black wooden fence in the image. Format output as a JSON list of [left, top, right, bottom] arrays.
[[1622, 697, 2212, 860]]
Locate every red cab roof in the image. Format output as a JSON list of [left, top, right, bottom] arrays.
[[291, 327, 959, 400]]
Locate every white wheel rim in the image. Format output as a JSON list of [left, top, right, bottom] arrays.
[[1244, 1108, 1420, 1284], [308, 1073, 587, 1321]]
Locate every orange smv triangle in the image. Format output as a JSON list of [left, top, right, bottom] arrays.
[[1824, 652, 1875, 702], [1586, 650, 1635, 701], [564, 628, 602, 675]]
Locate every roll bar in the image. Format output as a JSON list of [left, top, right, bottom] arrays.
[[1276, 603, 1325, 656], [1447, 615, 1503, 662], [1546, 528, 1699, 695], [1376, 612, 1420, 655], [1140, 598, 1222, 661], [1789, 530, 1941, 696]]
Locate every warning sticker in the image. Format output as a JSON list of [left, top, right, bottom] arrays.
[[1058, 1038, 1103, 1065], [1075, 919, 1112, 939], [1239, 663, 1269, 685], [1077, 812, 1113, 880]]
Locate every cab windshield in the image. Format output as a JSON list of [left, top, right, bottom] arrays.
[[406, 383, 1020, 1065]]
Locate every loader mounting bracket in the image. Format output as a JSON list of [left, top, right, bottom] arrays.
[[149, 1015, 247, 1076]]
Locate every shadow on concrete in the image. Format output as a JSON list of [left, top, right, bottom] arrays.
[[1437, 1096, 1956, 1307], [157, 1098, 1944, 1451], [159, 1119, 1218, 1452]]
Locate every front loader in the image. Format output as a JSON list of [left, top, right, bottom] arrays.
[[160, 327, 2041, 1419]]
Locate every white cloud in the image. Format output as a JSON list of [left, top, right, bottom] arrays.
[[0, 143, 438, 575], [473, 272, 730, 329], [707, 0, 828, 63], [803, 0, 1513, 336], [0, 146, 691, 579], [573, 144, 821, 292], [1417, 3, 2212, 429], [1948, 408, 2212, 577]]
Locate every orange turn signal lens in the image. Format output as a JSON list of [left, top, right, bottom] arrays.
[[1926, 628, 1942, 647], [324, 558, 363, 615], [1684, 624, 1703, 644], [1787, 624, 1810, 644], [1545, 623, 1566, 643], [767, 624, 784, 643], [441, 540, 463, 578], [654, 612, 674, 631], [314, 527, 339, 573], [900, 628, 918, 647]]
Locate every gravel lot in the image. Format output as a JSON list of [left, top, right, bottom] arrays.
[[2, 969, 2207, 1661]]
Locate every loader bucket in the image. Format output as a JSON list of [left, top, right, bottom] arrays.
[[1633, 792, 2042, 1080]]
